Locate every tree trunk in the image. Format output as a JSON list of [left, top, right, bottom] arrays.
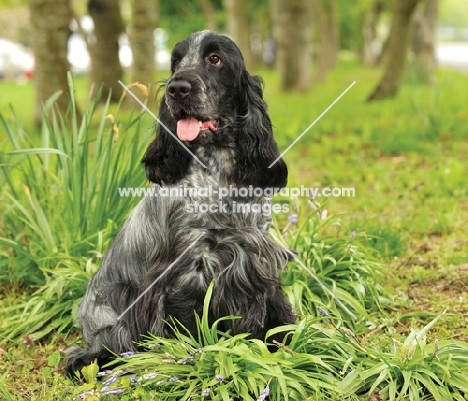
[[30, 0, 72, 127], [198, 0, 218, 32], [88, 0, 124, 101], [367, 0, 422, 101], [408, 0, 437, 85], [362, 0, 385, 67], [130, 0, 158, 87], [313, 0, 339, 81], [423, 0, 438, 84], [271, 0, 312, 92], [223, 0, 252, 70]]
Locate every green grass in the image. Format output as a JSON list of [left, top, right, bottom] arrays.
[[1, 61, 468, 399]]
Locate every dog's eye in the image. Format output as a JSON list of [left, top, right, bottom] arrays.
[[171, 58, 180, 69], [208, 54, 221, 65]]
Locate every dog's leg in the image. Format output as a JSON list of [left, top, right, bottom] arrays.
[[65, 331, 114, 376], [264, 285, 296, 348]]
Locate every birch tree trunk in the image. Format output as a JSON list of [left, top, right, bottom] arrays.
[[88, 0, 124, 101], [30, 0, 72, 126], [367, 0, 422, 101], [271, 0, 312, 92]]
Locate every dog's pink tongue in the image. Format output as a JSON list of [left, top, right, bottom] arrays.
[[177, 116, 199, 141]]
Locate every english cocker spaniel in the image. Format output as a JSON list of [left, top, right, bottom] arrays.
[[66, 30, 295, 375]]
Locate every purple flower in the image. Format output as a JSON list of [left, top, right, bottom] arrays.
[[177, 357, 188, 364], [75, 391, 94, 399], [103, 375, 117, 386], [257, 385, 270, 401], [197, 348, 204, 354], [120, 351, 135, 357], [97, 369, 114, 377], [143, 372, 158, 380], [288, 214, 298, 223], [317, 306, 331, 323], [101, 388, 124, 396], [317, 306, 329, 317], [202, 388, 210, 396], [130, 374, 138, 386], [215, 374, 224, 382], [189, 351, 194, 360], [169, 376, 179, 382]]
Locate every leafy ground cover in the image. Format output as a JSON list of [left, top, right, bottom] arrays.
[[0, 61, 467, 399]]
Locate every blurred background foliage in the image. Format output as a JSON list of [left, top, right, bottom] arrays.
[[0, 0, 467, 123]]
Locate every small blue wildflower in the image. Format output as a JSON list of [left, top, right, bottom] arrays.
[[317, 306, 329, 317], [130, 374, 138, 386], [202, 388, 210, 397], [75, 390, 94, 399], [143, 372, 158, 380], [100, 386, 109, 393], [97, 369, 113, 377], [189, 351, 194, 360], [288, 214, 298, 223], [120, 351, 135, 357], [215, 374, 224, 382], [103, 375, 117, 386], [169, 376, 179, 382], [101, 388, 124, 396], [257, 385, 270, 401], [317, 306, 331, 323]]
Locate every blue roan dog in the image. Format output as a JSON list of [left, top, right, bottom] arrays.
[[66, 30, 295, 375]]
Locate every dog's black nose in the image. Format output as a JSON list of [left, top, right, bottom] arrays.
[[167, 80, 191, 100]]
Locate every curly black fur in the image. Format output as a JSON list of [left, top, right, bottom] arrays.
[[66, 30, 295, 376]]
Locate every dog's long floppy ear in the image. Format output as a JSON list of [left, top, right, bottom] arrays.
[[234, 71, 288, 189], [141, 96, 192, 185]]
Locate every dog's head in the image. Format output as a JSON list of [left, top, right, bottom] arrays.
[[143, 30, 287, 188]]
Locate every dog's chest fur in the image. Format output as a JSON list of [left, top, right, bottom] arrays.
[[148, 145, 277, 292]]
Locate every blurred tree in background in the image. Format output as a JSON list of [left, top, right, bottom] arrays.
[[362, 0, 386, 67], [197, 0, 217, 31], [312, 0, 339, 82], [270, 0, 312, 91], [29, 0, 73, 127], [130, 0, 158, 87], [223, 0, 252, 70], [409, 0, 438, 85], [1, 0, 459, 114], [88, 0, 124, 101], [367, 0, 422, 100]]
